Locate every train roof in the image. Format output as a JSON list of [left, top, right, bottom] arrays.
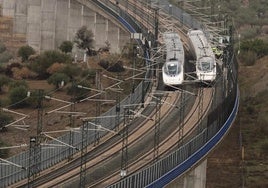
[[187, 29, 214, 59], [163, 32, 184, 61]]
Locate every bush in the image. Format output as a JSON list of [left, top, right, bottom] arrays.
[[240, 39, 268, 58], [0, 51, 13, 64], [12, 67, 38, 80], [238, 51, 257, 66], [9, 80, 28, 90], [98, 59, 109, 69], [8, 86, 29, 107], [107, 61, 125, 72], [5, 62, 22, 77], [47, 72, 70, 88], [17, 45, 35, 62], [46, 62, 65, 75], [81, 69, 96, 79], [67, 80, 91, 100], [59, 41, 73, 53], [60, 64, 82, 78], [29, 50, 72, 79]]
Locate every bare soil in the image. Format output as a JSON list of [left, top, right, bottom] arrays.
[[1, 55, 134, 156], [206, 56, 268, 188]]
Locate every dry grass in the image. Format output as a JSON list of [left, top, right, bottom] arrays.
[[207, 55, 268, 188]]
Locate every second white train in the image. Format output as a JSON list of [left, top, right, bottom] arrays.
[[162, 32, 185, 86], [187, 29, 217, 82]]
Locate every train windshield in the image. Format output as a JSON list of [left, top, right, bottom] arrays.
[[164, 60, 181, 75], [197, 57, 214, 72]]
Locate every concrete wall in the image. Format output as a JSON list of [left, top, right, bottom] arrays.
[[166, 160, 207, 188], [2, 0, 129, 53]]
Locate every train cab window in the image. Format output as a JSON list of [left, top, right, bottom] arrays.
[[164, 61, 182, 75], [198, 57, 214, 72]]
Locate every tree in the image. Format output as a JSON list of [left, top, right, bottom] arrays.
[[0, 51, 13, 64], [59, 41, 73, 53], [17, 45, 35, 62], [47, 72, 70, 88], [74, 26, 95, 56], [8, 86, 28, 108]]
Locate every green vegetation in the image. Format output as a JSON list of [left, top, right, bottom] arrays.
[[240, 39, 268, 58], [29, 50, 72, 78], [8, 85, 29, 108], [67, 80, 91, 100], [74, 26, 95, 56], [47, 72, 70, 88], [59, 40, 73, 54], [168, 0, 268, 187], [17, 45, 35, 62]]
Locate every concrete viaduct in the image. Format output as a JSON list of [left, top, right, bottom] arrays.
[[0, 1, 238, 188], [0, 0, 129, 55]]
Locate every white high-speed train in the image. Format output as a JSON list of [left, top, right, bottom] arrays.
[[162, 32, 185, 86], [187, 29, 217, 82]]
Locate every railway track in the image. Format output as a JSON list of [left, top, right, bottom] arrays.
[[12, 2, 216, 187], [14, 91, 178, 187]]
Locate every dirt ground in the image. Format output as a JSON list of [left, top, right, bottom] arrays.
[[1, 56, 134, 156], [206, 56, 268, 188]]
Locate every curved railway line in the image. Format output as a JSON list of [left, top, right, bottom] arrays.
[[11, 1, 218, 188]]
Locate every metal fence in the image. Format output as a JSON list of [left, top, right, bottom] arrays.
[[105, 1, 239, 188], [0, 1, 153, 187], [0, 0, 238, 187]]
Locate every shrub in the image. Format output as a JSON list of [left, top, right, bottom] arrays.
[[238, 51, 257, 66], [0, 51, 13, 64], [47, 72, 70, 88], [67, 80, 91, 100], [5, 62, 22, 77], [29, 50, 72, 79], [59, 41, 73, 53], [8, 86, 29, 108], [9, 80, 28, 89], [46, 62, 65, 75], [240, 39, 268, 58], [17, 45, 35, 62], [107, 61, 125, 72], [98, 59, 109, 69], [81, 69, 96, 79], [12, 67, 38, 80], [60, 64, 82, 78]]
